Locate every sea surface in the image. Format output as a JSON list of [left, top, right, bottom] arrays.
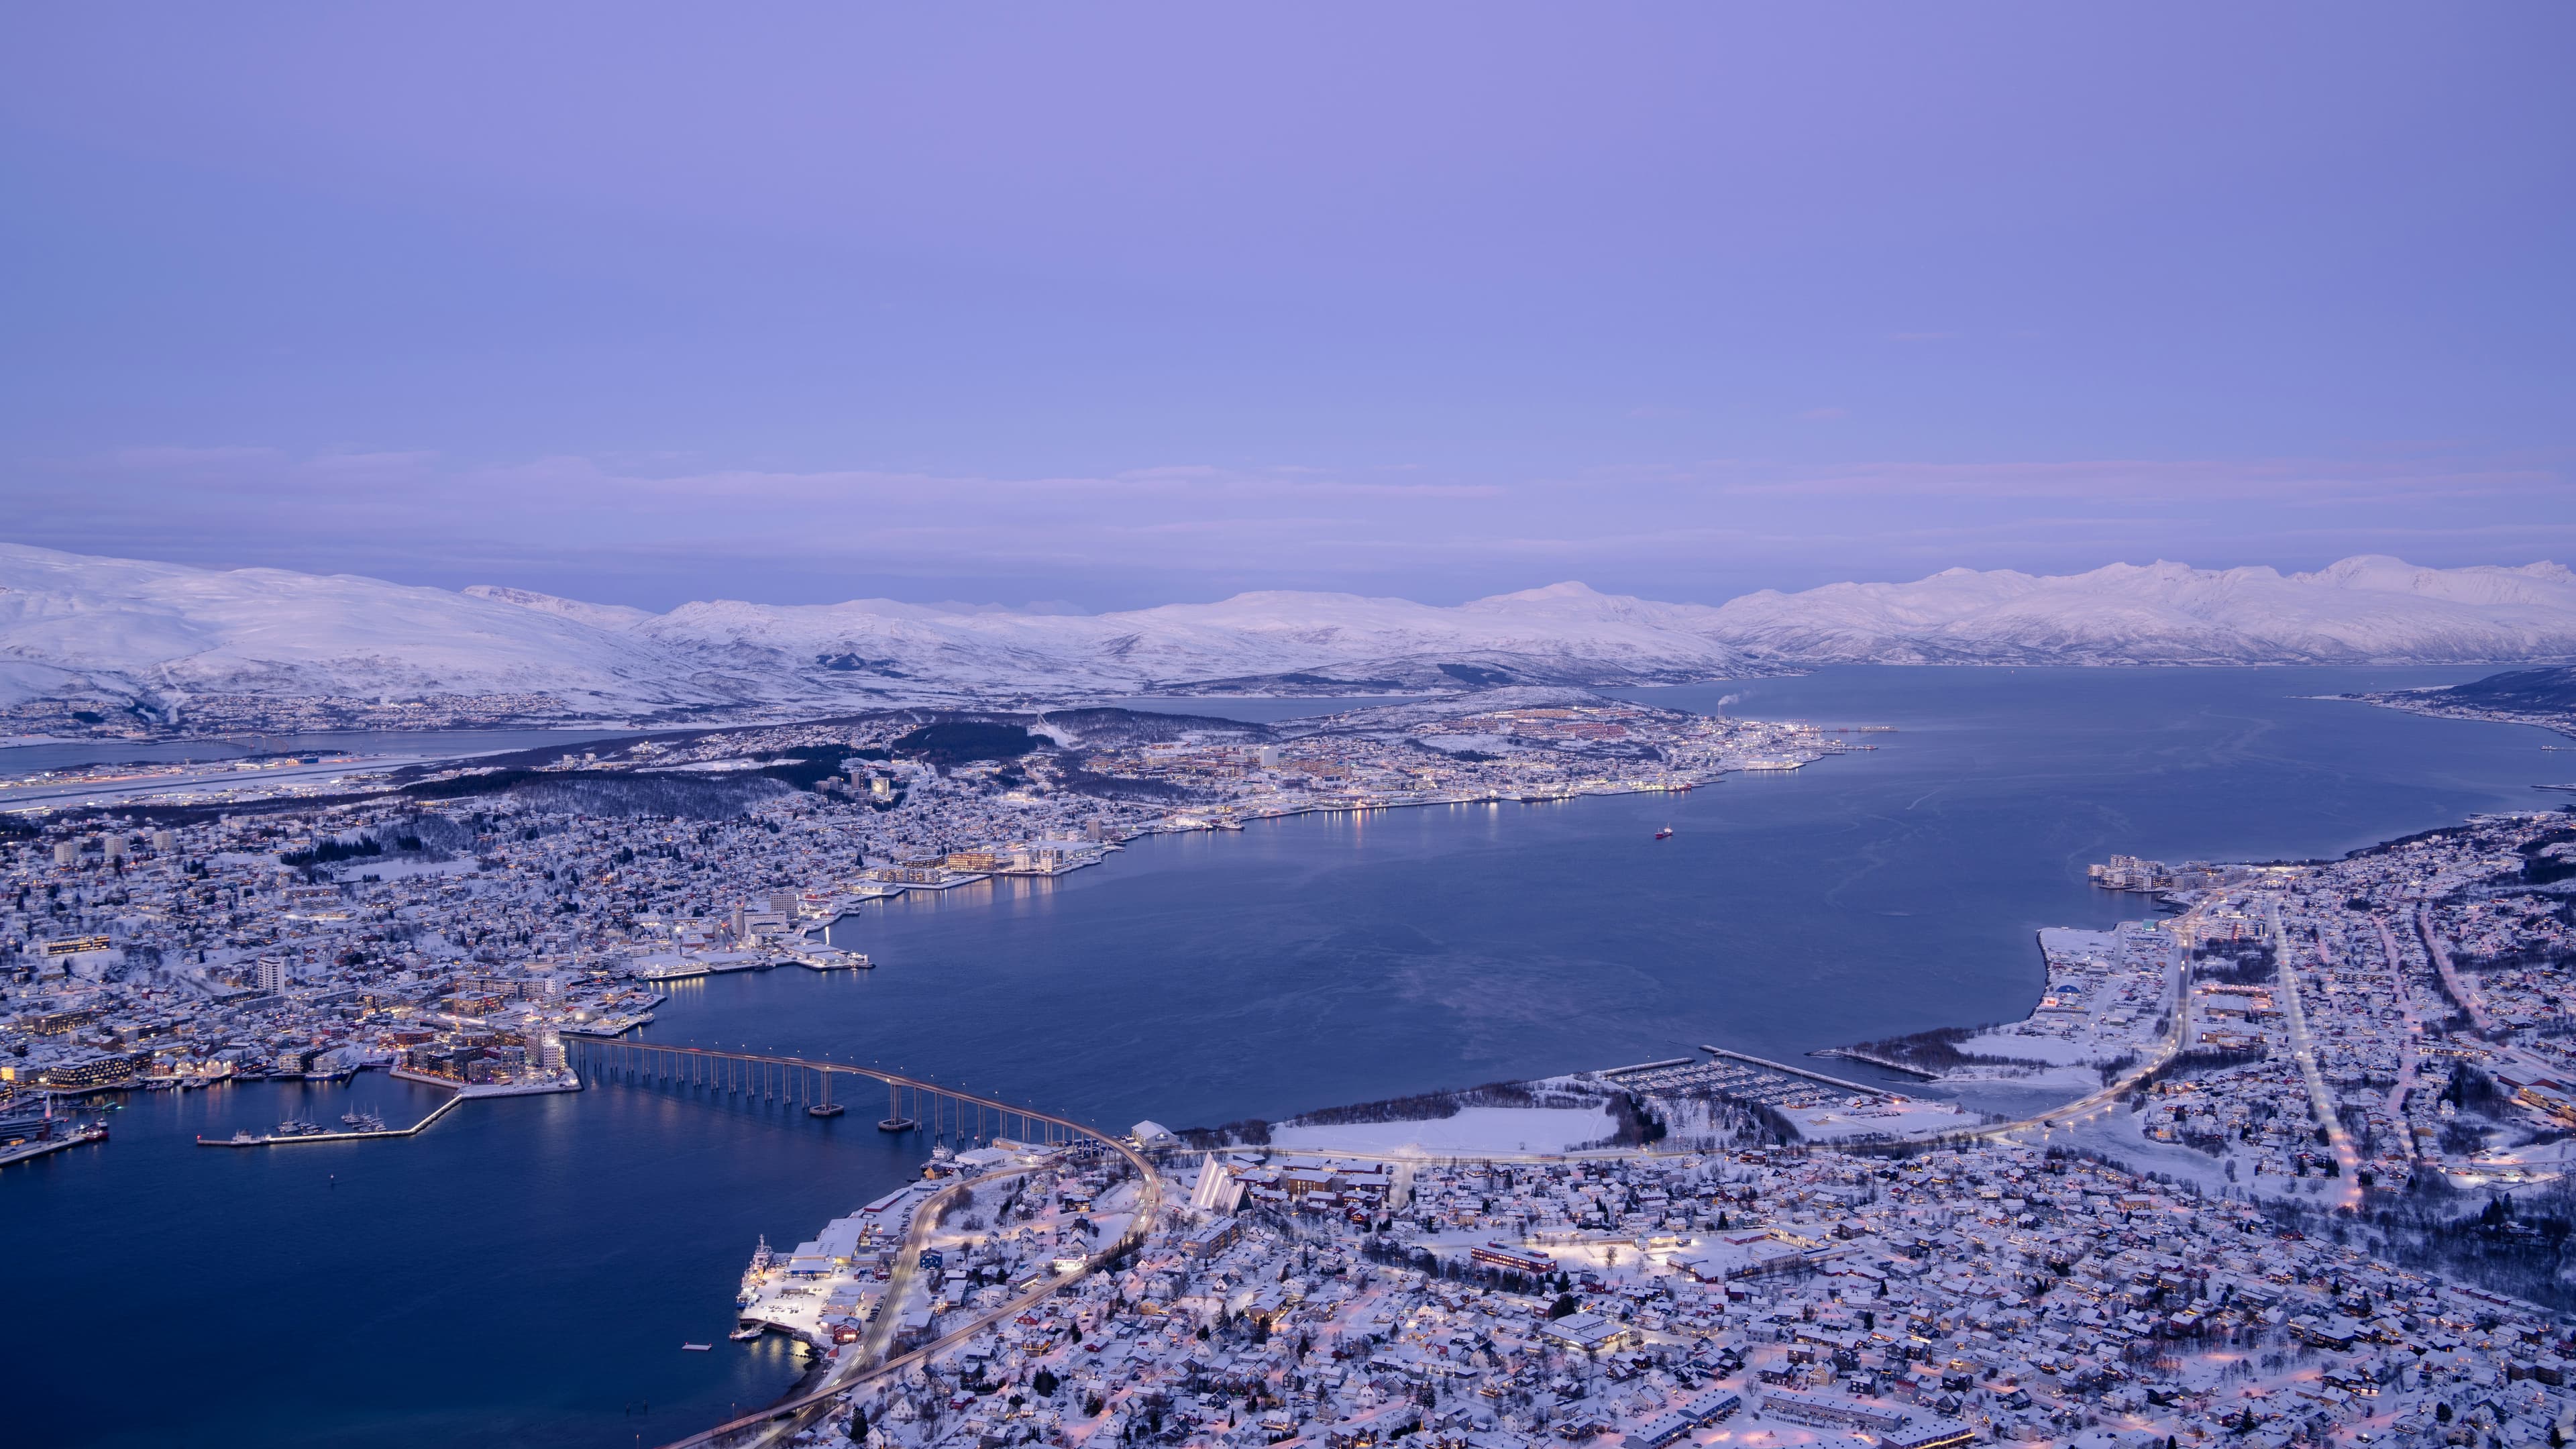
[[9, 665, 2561, 1448]]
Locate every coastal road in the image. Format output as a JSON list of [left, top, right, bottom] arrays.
[[659, 1150, 1163, 1449], [663, 1171, 969, 1449], [1974, 926, 2194, 1144]]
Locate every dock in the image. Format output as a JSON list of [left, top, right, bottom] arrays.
[[1697, 1044, 1900, 1097], [560, 1013, 653, 1038], [1807, 1046, 1941, 1081], [198, 1091, 468, 1148], [194, 1073, 578, 1149], [0, 1123, 108, 1169], [785, 945, 872, 971]]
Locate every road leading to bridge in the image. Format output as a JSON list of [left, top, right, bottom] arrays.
[[606, 1045, 1165, 1449]]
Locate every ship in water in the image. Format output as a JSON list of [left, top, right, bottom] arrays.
[[0, 1097, 110, 1168], [1654, 826, 1673, 841], [737, 1234, 773, 1307]]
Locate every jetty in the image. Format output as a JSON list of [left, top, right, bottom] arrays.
[[199, 1093, 466, 1148], [0, 1120, 109, 1169], [1698, 1043, 1898, 1096], [1807, 1046, 1941, 1080], [196, 1073, 578, 1149]]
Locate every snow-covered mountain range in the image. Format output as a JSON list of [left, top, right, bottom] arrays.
[[5, 543, 2574, 726]]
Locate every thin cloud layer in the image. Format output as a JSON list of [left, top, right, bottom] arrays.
[[6, 445, 2567, 612]]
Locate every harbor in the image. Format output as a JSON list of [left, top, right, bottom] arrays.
[[3, 663, 2561, 1449], [0, 1106, 109, 1169], [195, 1068, 579, 1148]]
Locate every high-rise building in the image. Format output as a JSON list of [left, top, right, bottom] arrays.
[[255, 958, 287, 993]]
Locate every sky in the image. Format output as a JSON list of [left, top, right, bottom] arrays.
[[1, 5, 2570, 613]]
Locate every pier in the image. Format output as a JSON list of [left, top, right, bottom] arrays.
[[193, 1073, 576, 1150], [1697, 1043, 1900, 1097], [1806, 1046, 1941, 1080], [196, 1090, 471, 1148], [0, 1122, 109, 1169]]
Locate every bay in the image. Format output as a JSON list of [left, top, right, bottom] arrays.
[[7, 664, 2558, 1448]]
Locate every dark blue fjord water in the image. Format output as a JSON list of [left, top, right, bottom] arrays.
[[7, 666, 2563, 1448]]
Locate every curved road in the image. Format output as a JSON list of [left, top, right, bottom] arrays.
[[655, 1117, 1163, 1449]]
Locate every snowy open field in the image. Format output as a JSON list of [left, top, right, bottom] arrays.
[[1780, 1098, 1979, 1141], [1268, 1106, 1615, 1156]]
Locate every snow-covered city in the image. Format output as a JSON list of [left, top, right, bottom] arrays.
[[7, 12, 2570, 1447], [10, 692, 2576, 1449]]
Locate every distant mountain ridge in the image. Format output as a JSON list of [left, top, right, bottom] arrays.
[[5, 543, 2575, 727]]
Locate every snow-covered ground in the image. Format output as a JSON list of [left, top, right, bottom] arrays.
[[1931, 1077, 2100, 1121], [1778, 1098, 1979, 1140], [1268, 1106, 1617, 1156], [327, 856, 479, 883], [1951, 1033, 2097, 1065], [2036, 1102, 2263, 1201]]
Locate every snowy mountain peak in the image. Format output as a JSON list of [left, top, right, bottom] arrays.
[[462, 584, 653, 631], [1475, 581, 1609, 603], [5, 545, 2575, 724]]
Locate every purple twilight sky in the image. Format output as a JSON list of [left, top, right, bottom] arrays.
[[1, 4, 2570, 612]]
